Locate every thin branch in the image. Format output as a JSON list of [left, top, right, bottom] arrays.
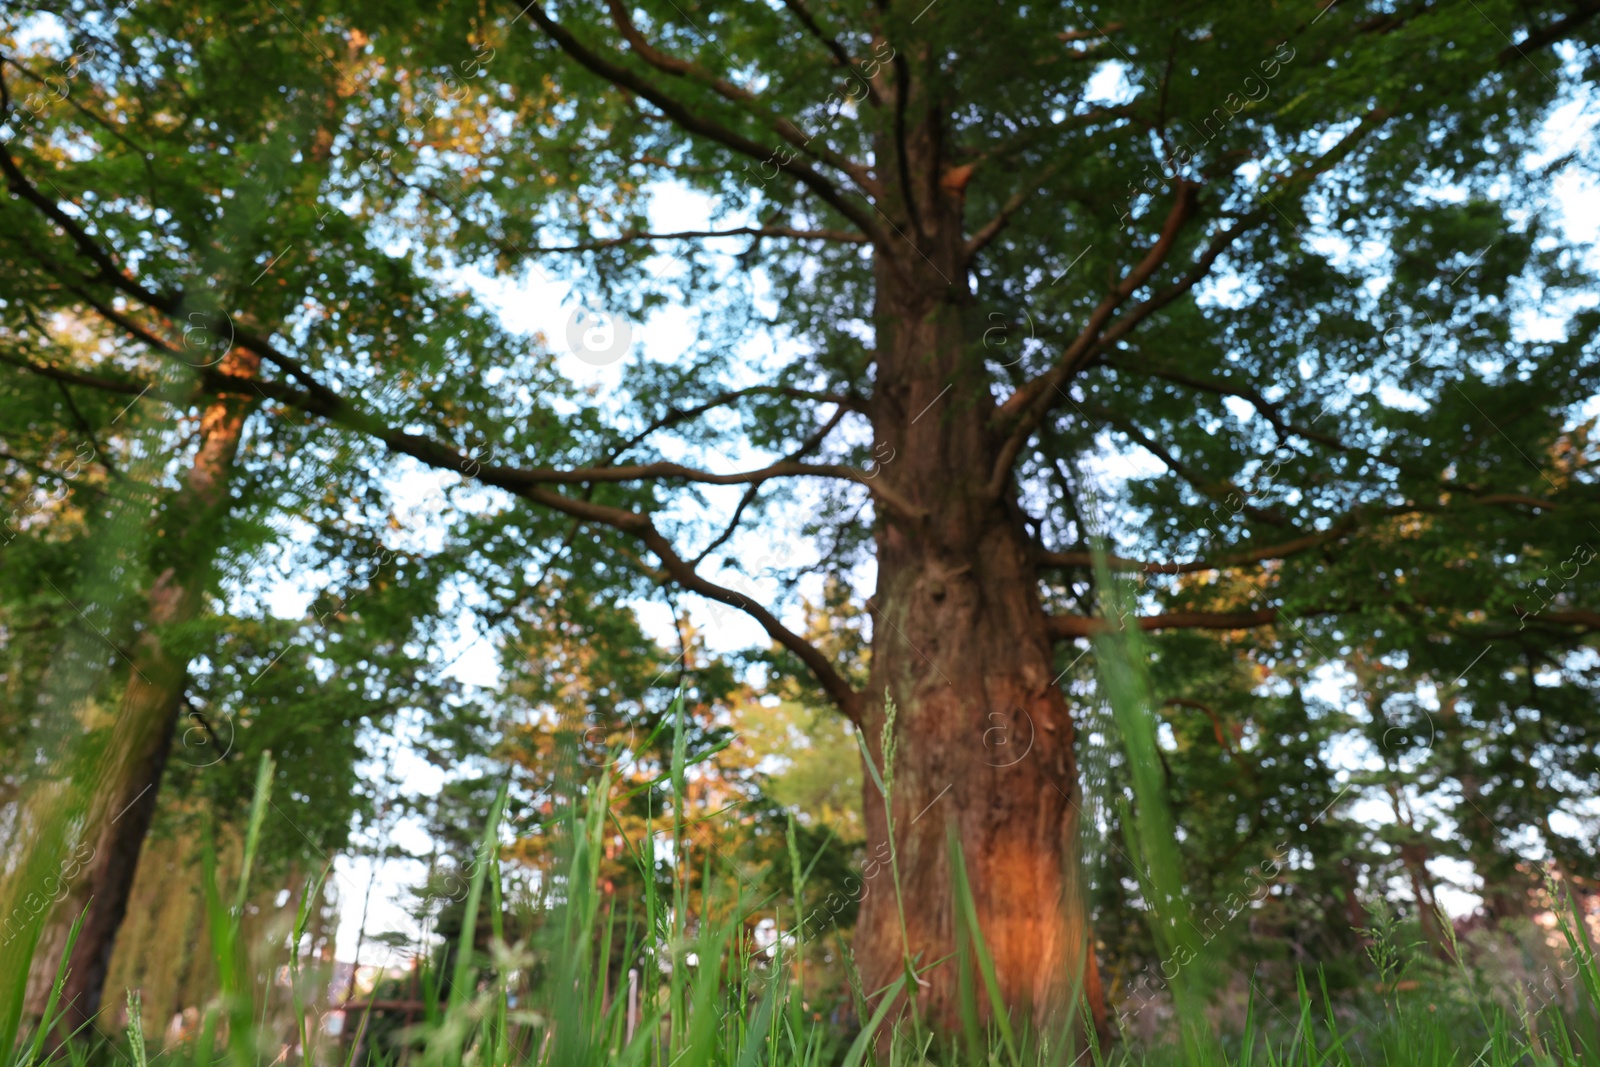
[[689, 404, 848, 567], [986, 105, 1391, 498], [639, 524, 863, 723], [984, 181, 1203, 495], [608, 385, 861, 462], [1163, 697, 1236, 755], [1124, 359, 1350, 452], [600, 0, 881, 190], [779, 0, 860, 77], [1100, 411, 1293, 527], [964, 161, 1060, 261]]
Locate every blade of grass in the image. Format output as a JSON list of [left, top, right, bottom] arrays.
[[449, 780, 508, 1016], [22, 903, 88, 1067], [838, 975, 907, 1067], [947, 824, 1019, 1067]]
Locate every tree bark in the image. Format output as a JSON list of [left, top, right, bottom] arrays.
[[26, 350, 260, 1031], [853, 227, 1104, 1034]]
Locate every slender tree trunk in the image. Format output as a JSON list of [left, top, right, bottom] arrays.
[[27, 351, 259, 1029], [853, 230, 1104, 1032]]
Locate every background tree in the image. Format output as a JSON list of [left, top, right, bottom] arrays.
[[0, 0, 500, 1020]]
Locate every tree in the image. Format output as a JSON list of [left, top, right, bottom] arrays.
[[5, 0, 1600, 1033], [0, 1, 492, 1020]]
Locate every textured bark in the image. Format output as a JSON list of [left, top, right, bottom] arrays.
[[851, 206, 1103, 1032], [27, 350, 259, 1030]]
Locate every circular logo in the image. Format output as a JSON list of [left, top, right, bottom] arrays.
[[574, 712, 637, 769], [178, 706, 235, 768], [181, 311, 237, 369], [981, 707, 1035, 768], [1380, 708, 1436, 757], [564, 307, 633, 366]]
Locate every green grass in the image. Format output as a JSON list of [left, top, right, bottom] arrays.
[[4, 690, 1598, 1067]]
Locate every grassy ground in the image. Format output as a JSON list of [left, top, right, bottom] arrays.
[[5, 605, 1598, 1067]]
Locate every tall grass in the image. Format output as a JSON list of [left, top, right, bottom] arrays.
[[4, 690, 1598, 1067]]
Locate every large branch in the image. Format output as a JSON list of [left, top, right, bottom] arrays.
[[0, 348, 148, 396], [1497, 2, 1600, 63], [238, 366, 867, 720], [538, 226, 867, 251], [1045, 608, 1281, 640], [182, 358, 871, 715], [34, 311, 873, 717], [640, 527, 863, 722], [496, 457, 926, 524], [1037, 526, 1347, 574], [3, 145, 871, 720], [991, 181, 1200, 425], [513, 1, 889, 245]]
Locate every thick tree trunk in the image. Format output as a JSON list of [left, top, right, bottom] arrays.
[[26, 351, 259, 1030], [853, 240, 1103, 1034]]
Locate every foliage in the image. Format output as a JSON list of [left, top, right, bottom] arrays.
[[3, 0, 1600, 1049]]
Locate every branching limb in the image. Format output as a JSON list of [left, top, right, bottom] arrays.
[[986, 107, 1390, 498], [638, 524, 863, 723], [0, 348, 148, 396], [607, 385, 862, 464], [513, 0, 888, 243], [1045, 607, 1283, 639], [779, 0, 863, 79], [1123, 359, 1349, 451], [601, 0, 882, 191], [964, 162, 1060, 262], [984, 181, 1203, 494]]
